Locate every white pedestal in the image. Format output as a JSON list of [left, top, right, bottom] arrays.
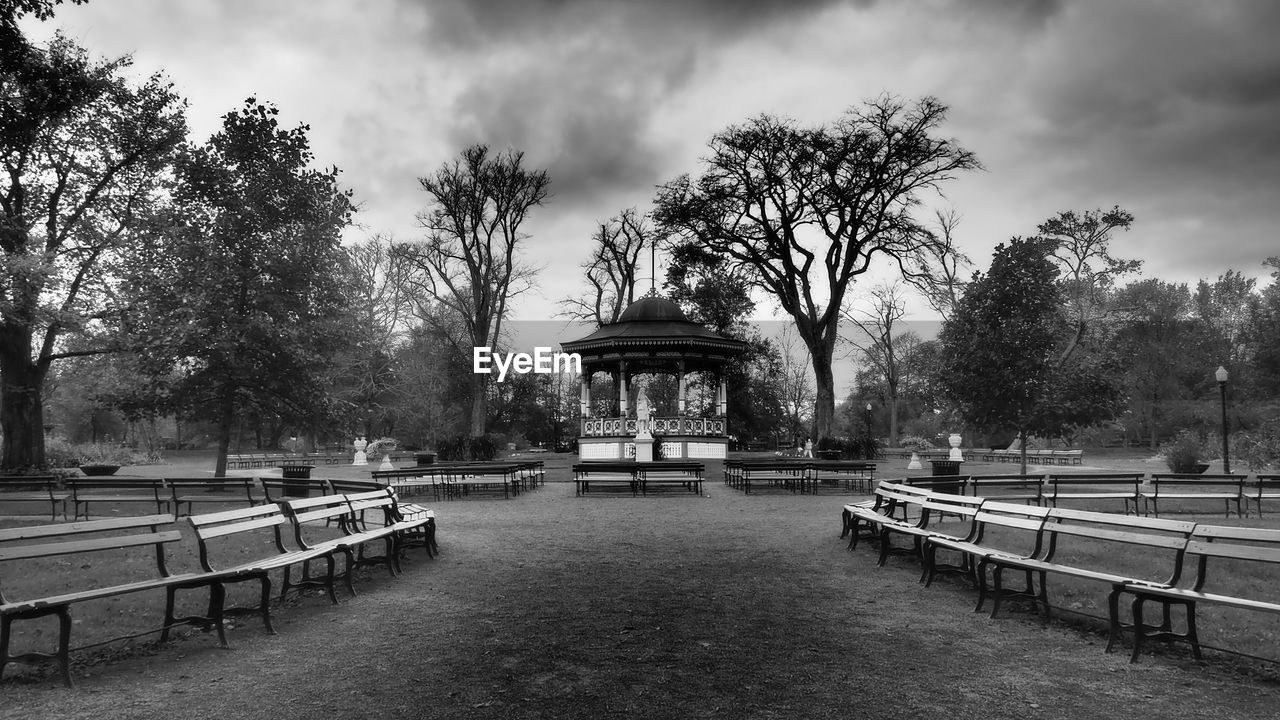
[[907, 452, 922, 470], [635, 437, 654, 463]]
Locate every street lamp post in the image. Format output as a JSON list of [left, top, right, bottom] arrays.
[[864, 403, 873, 459], [1215, 366, 1230, 473]]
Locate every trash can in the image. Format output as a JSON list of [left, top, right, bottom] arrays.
[[279, 464, 315, 496], [929, 460, 964, 495]]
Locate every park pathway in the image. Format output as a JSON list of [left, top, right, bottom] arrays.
[[5, 473, 1277, 719]]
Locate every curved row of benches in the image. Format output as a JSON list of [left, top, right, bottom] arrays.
[[842, 480, 1280, 664], [0, 486, 436, 688], [867, 472, 1280, 517], [0, 475, 420, 521]]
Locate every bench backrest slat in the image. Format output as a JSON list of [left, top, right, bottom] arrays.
[[0, 530, 183, 562], [0, 513, 174, 541]]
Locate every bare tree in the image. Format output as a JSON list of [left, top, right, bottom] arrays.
[[561, 207, 650, 327], [914, 208, 971, 321], [654, 96, 979, 440], [395, 144, 550, 436], [842, 282, 908, 447], [776, 324, 815, 447], [338, 234, 417, 438]]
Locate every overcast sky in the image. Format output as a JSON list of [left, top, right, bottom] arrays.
[[24, 0, 1280, 323]]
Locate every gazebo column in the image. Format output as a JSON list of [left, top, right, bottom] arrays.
[[717, 375, 728, 417], [579, 370, 591, 418], [619, 362, 629, 417], [677, 361, 687, 416]]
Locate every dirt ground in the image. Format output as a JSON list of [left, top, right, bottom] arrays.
[[4, 462, 1279, 719]]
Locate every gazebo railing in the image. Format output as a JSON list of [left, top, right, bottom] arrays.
[[581, 416, 727, 437]]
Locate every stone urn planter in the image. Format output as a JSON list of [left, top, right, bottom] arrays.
[[79, 464, 121, 476]]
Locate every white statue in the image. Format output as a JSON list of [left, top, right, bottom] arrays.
[[636, 391, 652, 421], [352, 436, 368, 466]]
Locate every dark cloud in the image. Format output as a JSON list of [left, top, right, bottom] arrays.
[[417, 0, 858, 50], [409, 0, 862, 213]]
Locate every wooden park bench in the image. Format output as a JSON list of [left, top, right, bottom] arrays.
[[0, 475, 67, 520], [574, 462, 641, 496], [1141, 473, 1247, 518], [280, 492, 400, 589], [370, 467, 443, 500], [875, 490, 985, 572], [636, 462, 704, 496], [341, 488, 439, 563], [1244, 475, 1280, 517], [965, 474, 1045, 505], [979, 509, 1196, 630], [65, 476, 170, 520], [806, 460, 877, 494], [186, 501, 344, 609], [1, 514, 237, 687], [921, 501, 1052, 610], [842, 481, 935, 552], [166, 477, 264, 517], [260, 477, 334, 504], [1118, 524, 1280, 663], [433, 462, 523, 499], [730, 459, 809, 495], [1042, 473, 1144, 514]]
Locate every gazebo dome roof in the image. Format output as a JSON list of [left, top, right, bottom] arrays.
[[617, 295, 689, 323], [560, 293, 746, 373]]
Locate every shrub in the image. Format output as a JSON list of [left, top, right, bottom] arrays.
[[898, 434, 933, 451], [469, 434, 497, 461], [436, 434, 502, 461], [1161, 430, 1204, 473], [1236, 417, 1280, 472]]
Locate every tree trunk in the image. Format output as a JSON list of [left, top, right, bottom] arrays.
[[888, 384, 900, 448], [470, 373, 488, 437], [1018, 428, 1029, 475], [810, 343, 836, 441], [0, 325, 49, 471], [213, 389, 236, 478]]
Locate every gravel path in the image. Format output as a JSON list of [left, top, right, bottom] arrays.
[[4, 476, 1277, 719]]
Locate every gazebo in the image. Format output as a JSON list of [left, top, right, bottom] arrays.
[[560, 293, 747, 460]]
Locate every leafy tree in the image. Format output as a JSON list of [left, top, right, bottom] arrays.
[[663, 239, 787, 444], [1037, 206, 1139, 363], [1110, 280, 1204, 449], [654, 96, 978, 441], [937, 238, 1072, 471], [1, 18, 186, 470], [121, 99, 355, 476], [1251, 258, 1280, 398], [396, 144, 550, 437]]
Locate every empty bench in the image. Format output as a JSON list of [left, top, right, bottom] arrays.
[[1141, 473, 1247, 518], [65, 477, 170, 520], [1042, 473, 1144, 514], [1120, 524, 1280, 662], [1, 515, 238, 687], [0, 475, 67, 520]]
